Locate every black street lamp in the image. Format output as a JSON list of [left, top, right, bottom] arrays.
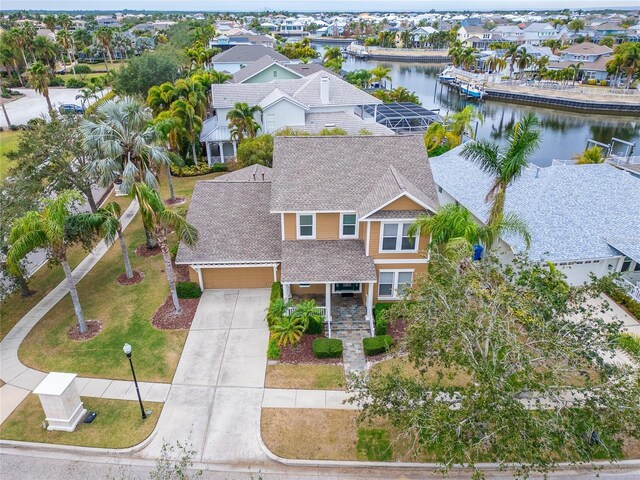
[[123, 343, 149, 420]]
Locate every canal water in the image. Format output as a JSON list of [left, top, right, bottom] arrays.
[[322, 46, 640, 167]]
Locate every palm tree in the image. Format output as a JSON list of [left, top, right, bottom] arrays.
[[502, 43, 520, 79], [290, 300, 324, 331], [485, 55, 507, 74], [459, 47, 477, 71], [147, 82, 177, 115], [75, 87, 98, 109], [130, 183, 198, 313], [81, 96, 171, 248], [43, 14, 57, 32], [408, 203, 531, 256], [609, 42, 640, 89], [322, 46, 342, 63], [56, 29, 75, 75], [25, 61, 53, 113], [567, 62, 584, 85], [423, 121, 460, 153], [461, 113, 541, 231], [170, 99, 203, 164], [111, 32, 131, 62], [94, 27, 114, 71], [515, 48, 533, 78], [33, 36, 59, 69], [13, 25, 35, 67], [535, 55, 550, 78], [174, 78, 207, 119], [450, 105, 483, 140], [7, 191, 91, 333], [270, 315, 305, 347], [226, 102, 263, 143], [574, 146, 604, 165], [369, 65, 392, 88]]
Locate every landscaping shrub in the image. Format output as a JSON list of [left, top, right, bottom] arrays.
[[49, 76, 65, 87], [305, 315, 324, 334], [74, 65, 92, 74], [176, 282, 202, 299], [597, 276, 640, 320], [374, 303, 393, 335], [312, 338, 343, 358], [65, 78, 86, 88], [267, 338, 281, 360], [266, 282, 283, 326], [363, 335, 394, 356], [85, 90, 116, 115], [586, 79, 597, 86], [599, 80, 608, 86], [618, 333, 640, 363], [170, 162, 227, 177]]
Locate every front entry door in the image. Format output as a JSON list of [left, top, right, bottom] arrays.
[[333, 283, 361, 293]]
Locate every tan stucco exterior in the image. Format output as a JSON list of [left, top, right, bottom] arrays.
[[368, 221, 429, 260], [372, 262, 428, 303], [291, 283, 326, 295]]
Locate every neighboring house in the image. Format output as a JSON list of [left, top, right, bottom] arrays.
[[229, 55, 332, 83], [590, 22, 628, 40], [429, 145, 640, 286], [209, 33, 275, 50], [96, 16, 121, 28], [200, 71, 386, 163], [457, 25, 492, 42], [209, 45, 290, 73], [548, 42, 613, 81], [280, 18, 305, 34], [491, 24, 525, 43], [176, 135, 439, 336], [411, 26, 437, 43]]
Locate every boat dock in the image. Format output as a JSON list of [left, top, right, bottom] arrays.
[[438, 66, 486, 100]]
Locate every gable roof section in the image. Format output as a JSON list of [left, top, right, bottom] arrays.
[[175, 178, 281, 264], [429, 145, 640, 263], [297, 111, 393, 136], [210, 45, 289, 64], [231, 55, 303, 83], [213, 164, 273, 182], [258, 88, 309, 110], [270, 135, 439, 213], [211, 71, 380, 109]]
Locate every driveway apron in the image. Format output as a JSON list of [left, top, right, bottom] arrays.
[[140, 289, 271, 465]]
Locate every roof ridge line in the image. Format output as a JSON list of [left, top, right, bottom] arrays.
[[388, 165, 405, 190], [292, 70, 321, 98]]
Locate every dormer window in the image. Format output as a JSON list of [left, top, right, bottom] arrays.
[[297, 213, 315, 239]]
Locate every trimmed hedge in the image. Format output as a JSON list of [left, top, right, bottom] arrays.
[[65, 78, 86, 88], [305, 316, 324, 334], [312, 338, 343, 359], [373, 303, 393, 335], [176, 282, 202, 299], [49, 76, 65, 87], [170, 162, 227, 177], [266, 281, 283, 326], [363, 335, 394, 356], [598, 276, 640, 321], [74, 65, 92, 74]]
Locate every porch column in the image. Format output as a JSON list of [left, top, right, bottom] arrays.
[[197, 267, 204, 291], [367, 282, 374, 313], [205, 142, 212, 166], [218, 142, 225, 163], [325, 283, 331, 322], [272, 264, 278, 282], [283, 283, 291, 301], [232, 141, 237, 157]]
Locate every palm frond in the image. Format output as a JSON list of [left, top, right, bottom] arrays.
[[461, 140, 501, 177], [6, 229, 49, 274]]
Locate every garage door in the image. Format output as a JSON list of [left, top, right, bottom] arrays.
[[201, 267, 274, 289]]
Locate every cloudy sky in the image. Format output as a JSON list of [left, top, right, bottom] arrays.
[[1, 0, 638, 11]]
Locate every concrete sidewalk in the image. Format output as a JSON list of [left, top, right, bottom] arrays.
[[262, 388, 356, 409], [0, 200, 140, 424]]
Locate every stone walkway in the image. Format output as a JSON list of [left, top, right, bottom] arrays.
[[0, 200, 144, 424]]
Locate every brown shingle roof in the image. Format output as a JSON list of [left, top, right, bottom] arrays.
[[562, 42, 612, 56], [175, 180, 281, 264], [213, 164, 273, 182], [270, 135, 439, 213], [281, 240, 377, 283]]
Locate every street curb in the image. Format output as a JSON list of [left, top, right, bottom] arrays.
[[0, 412, 160, 456], [256, 407, 640, 472]]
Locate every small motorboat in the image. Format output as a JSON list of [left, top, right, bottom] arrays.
[[459, 82, 485, 99], [438, 66, 456, 83]]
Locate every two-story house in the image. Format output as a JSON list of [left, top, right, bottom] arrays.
[[200, 71, 390, 163], [547, 42, 613, 81], [177, 135, 439, 337], [208, 45, 290, 74]]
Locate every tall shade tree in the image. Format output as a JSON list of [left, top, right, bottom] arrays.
[[408, 203, 530, 257], [130, 183, 198, 313], [226, 102, 263, 143], [7, 191, 91, 333], [350, 253, 640, 478], [25, 61, 53, 112], [461, 113, 541, 230], [81, 96, 171, 247]]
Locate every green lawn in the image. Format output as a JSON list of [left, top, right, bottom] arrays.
[[17, 173, 220, 382], [57, 72, 108, 82], [0, 394, 161, 448], [265, 364, 346, 390], [0, 129, 21, 181]]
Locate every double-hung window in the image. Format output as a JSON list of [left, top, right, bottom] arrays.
[[378, 271, 413, 299], [340, 213, 357, 238], [380, 222, 417, 252], [297, 213, 315, 239]]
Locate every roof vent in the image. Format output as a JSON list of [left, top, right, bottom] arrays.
[[262, 172, 265, 180]]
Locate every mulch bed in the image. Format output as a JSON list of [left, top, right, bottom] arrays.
[[173, 263, 190, 282], [68, 320, 102, 341], [278, 334, 342, 365], [135, 244, 161, 257], [151, 295, 200, 330], [164, 197, 186, 206], [116, 270, 144, 286]]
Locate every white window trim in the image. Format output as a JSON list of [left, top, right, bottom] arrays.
[[339, 212, 358, 239], [377, 269, 414, 300], [296, 212, 316, 240], [332, 283, 362, 293], [379, 222, 419, 253]]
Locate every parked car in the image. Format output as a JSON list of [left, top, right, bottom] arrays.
[[58, 104, 84, 114]]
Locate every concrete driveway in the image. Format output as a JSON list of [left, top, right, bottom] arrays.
[[1, 87, 110, 127], [141, 289, 271, 465]]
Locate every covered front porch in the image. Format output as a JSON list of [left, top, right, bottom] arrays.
[[200, 116, 237, 165], [280, 240, 378, 338]]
